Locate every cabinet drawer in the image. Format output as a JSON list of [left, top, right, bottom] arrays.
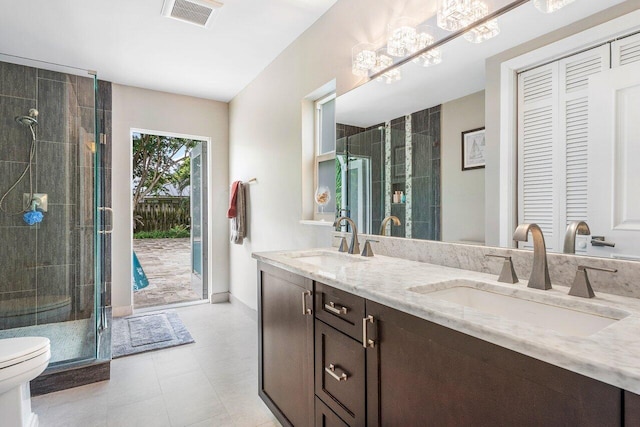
[[315, 320, 365, 427], [315, 282, 365, 341], [315, 397, 350, 427]]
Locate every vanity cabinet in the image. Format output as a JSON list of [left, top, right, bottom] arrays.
[[258, 263, 314, 427], [365, 300, 622, 426], [258, 265, 632, 426]]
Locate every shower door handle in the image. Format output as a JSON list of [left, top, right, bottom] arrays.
[[98, 207, 113, 234]]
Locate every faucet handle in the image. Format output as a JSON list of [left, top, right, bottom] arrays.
[[334, 236, 348, 253], [361, 239, 379, 257], [569, 265, 617, 298], [485, 254, 519, 284]]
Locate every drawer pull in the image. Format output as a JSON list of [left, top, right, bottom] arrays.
[[362, 315, 375, 348], [324, 301, 348, 315], [302, 290, 312, 315], [325, 364, 348, 382]]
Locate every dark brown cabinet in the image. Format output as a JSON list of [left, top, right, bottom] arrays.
[[258, 265, 635, 426], [365, 300, 622, 426], [258, 262, 314, 427]]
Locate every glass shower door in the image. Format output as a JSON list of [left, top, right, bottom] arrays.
[[0, 54, 104, 367]]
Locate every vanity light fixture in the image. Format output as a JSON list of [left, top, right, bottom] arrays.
[[373, 48, 402, 84], [413, 25, 443, 67], [352, 43, 378, 76], [463, 1, 500, 43], [532, 0, 576, 14], [437, 0, 475, 32], [387, 17, 419, 57]]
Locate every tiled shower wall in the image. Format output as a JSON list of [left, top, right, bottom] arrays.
[[337, 104, 441, 240], [0, 61, 112, 329]]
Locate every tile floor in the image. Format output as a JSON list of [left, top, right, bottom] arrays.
[[133, 238, 202, 308], [32, 302, 281, 427]]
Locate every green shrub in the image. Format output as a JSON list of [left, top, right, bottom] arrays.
[[134, 225, 190, 239]]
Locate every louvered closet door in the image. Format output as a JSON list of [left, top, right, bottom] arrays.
[[557, 46, 609, 252], [517, 64, 559, 251], [517, 46, 608, 252], [612, 32, 640, 68]]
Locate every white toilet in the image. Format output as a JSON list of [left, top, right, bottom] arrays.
[[0, 337, 51, 427]]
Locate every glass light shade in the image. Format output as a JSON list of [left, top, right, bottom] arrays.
[[416, 48, 443, 67], [387, 17, 418, 57], [437, 0, 474, 32], [463, 1, 500, 43], [352, 43, 377, 77], [533, 0, 576, 13], [373, 49, 402, 84]]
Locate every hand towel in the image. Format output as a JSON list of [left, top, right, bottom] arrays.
[[231, 182, 247, 244], [227, 180, 241, 218]]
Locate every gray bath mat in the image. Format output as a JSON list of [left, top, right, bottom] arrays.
[[112, 310, 194, 358]]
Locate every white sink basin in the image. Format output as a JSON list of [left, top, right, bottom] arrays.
[[287, 251, 367, 269], [409, 280, 628, 337]]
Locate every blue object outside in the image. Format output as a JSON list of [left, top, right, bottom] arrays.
[[132, 251, 149, 291]]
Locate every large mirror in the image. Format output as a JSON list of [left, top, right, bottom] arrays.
[[335, 0, 640, 260]]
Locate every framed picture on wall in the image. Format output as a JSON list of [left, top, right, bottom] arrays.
[[461, 127, 486, 171]]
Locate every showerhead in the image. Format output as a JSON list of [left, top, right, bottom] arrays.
[[15, 108, 38, 127]]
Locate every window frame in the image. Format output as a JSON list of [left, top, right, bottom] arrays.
[[314, 92, 336, 221]]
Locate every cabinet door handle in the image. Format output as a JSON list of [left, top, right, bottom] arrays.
[[324, 301, 348, 315], [362, 315, 375, 348], [301, 290, 312, 315], [325, 364, 348, 382]]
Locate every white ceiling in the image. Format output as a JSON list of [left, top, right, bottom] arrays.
[[0, 0, 337, 102], [336, 0, 630, 127]]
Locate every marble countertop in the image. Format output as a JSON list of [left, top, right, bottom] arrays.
[[253, 248, 640, 394]]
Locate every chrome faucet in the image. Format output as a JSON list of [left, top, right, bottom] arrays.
[[563, 221, 590, 254], [379, 215, 401, 236], [333, 216, 360, 254], [513, 223, 552, 290]]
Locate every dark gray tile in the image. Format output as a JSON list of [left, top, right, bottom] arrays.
[[78, 107, 96, 167], [371, 142, 382, 182], [412, 133, 431, 178], [77, 76, 95, 109], [36, 264, 74, 325], [74, 283, 95, 320], [412, 177, 431, 222], [0, 290, 36, 329], [412, 108, 430, 133], [35, 141, 77, 204], [97, 80, 112, 111], [79, 166, 94, 226], [433, 206, 441, 241], [78, 227, 94, 286], [0, 161, 33, 227], [336, 137, 346, 155], [37, 79, 75, 143], [372, 185, 382, 221], [391, 116, 405, 129], [0, 226, 37, 292], [432, 158, 441, 206], [412, 221, 432, 240], [0, 95, 35, 162], [0, 62, 36, 99], [36, 204, 76, 267], [37, 69, 77, 85]]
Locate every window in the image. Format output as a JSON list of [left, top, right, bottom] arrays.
[[314, 93, 336, 220]]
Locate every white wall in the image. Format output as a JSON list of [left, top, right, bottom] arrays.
[[441, 91, 485, 244], [111, 84, 229, 315], [228, 0, 430, 310]]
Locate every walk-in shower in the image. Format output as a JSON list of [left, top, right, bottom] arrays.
[[0, 54, 111, 391]]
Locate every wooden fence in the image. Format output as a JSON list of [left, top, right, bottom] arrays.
[[134, 197, 190, 232]]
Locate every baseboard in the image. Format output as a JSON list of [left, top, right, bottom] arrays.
[[210, 291, 230, 304], [229, 294, 257, 322], [113, 305, 133, 318]]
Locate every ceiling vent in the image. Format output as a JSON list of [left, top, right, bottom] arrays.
[[161, 0, 223, 28]]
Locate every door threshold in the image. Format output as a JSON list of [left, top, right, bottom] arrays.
[[133, 299, 209, 314]]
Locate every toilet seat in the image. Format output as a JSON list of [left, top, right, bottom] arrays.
[[0, 337, 50, 369]]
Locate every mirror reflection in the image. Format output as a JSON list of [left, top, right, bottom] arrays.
[[335, 0, 640, 260]]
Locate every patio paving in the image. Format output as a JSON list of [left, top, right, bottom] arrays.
[[133, 238, 202, 309]]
